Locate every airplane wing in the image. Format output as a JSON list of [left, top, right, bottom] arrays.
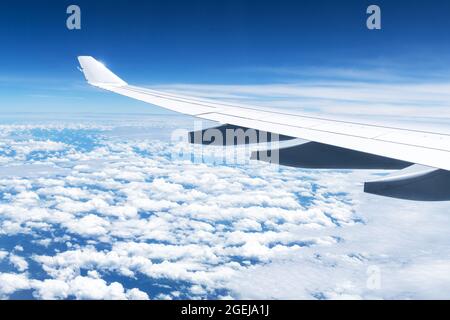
[[77, 56, 450, 201]]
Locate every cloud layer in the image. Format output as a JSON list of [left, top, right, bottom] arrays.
[[0, 115, 449, 300]]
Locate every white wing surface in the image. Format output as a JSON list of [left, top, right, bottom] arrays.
[[77, 56, 450, 201]]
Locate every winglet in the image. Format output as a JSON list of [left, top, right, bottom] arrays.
[[77, 56, 127, 87]]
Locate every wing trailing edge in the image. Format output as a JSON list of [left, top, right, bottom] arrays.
[[364, 165, 450, 201]]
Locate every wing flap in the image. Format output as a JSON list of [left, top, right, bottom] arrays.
[[364, 165, 450, 201], [252, 142, 412, 170]]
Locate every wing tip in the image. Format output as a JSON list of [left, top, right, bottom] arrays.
[[77, 56, 127, 87]]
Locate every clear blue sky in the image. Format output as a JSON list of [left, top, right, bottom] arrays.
[[1, 0, 450, 113]]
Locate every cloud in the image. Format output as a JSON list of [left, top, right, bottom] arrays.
[[150, 75, 450, 119], [9, 255, 28, 272], [64, 214, 111, 238], [0, 117, 449, 300], [0, 122, 359, 298], [0, 251, 8, 261], [33, 279, 70, 300], [0, 272, 150, 300], [233, 64, 450, 83], [67, 276, 146, 300], [0, 273, 31, 297]]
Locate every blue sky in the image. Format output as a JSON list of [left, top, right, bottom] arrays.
[[1, 0, 450, 113], [2, 1, 450, 300]]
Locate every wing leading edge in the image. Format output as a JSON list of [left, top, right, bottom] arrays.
[[77, 56, 450, 201]]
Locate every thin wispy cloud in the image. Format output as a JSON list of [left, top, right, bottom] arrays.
[[148, 65, 450, 119], [232, 66, 413, 83]]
